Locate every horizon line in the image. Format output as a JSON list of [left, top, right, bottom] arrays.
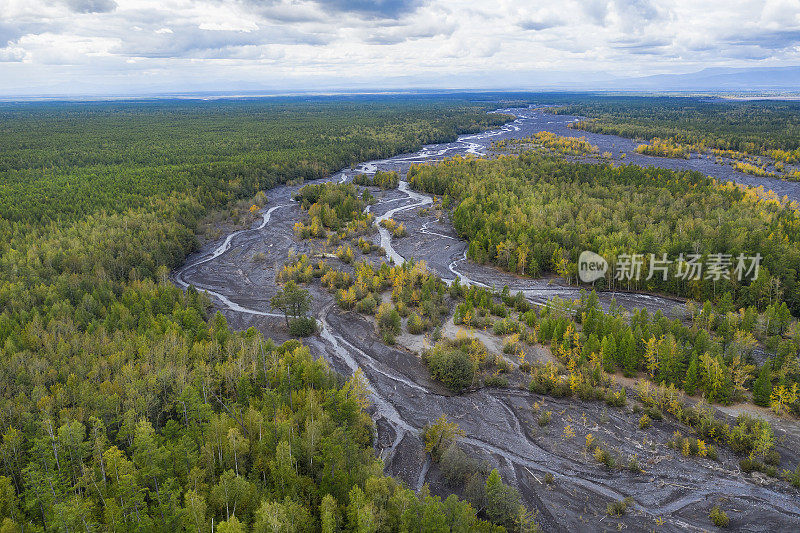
[[3, 87, 800, 103]]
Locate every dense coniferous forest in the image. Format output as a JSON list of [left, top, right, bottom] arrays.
[[0, 97, 512, 531], [407, 151, 800, 416], [0, 98, 507, 226], [407, 153, 800, 314], [548, 95, 800, 161]]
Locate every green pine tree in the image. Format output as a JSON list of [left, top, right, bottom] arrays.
[[320, 494, 339, 533], [601, 335, 617, 373], [683, 353, 700, 395], [622, 330, 638, 377], [753, 362, 772, 407], [485, 469, 521, 528]]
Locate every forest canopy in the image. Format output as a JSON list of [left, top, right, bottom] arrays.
[[407, 152, 800, 316], [547, 95, 800, 160], [0, 96, 511, 530]]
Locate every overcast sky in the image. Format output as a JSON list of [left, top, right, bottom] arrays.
[[1, 0, 800, 95]]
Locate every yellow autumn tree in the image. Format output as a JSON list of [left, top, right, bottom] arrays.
[[770, 383, 798, 416], [345, 368, 371, 410], [644, 336, 659, 380]]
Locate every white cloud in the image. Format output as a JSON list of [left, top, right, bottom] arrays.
[[0, 0, 798, 94]]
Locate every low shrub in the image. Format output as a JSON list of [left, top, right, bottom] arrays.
[[484, 375, 509, 388], [407, 312, 427, 334], [423, 340, 480, 392], [627, 455, 642, 473], [783, 465, 800, 488], [289, 317, 317, 337], [356, 294, 377, 314], [709, 506, 730, 528], [606, 497, 633, 516], [538, 411, 552, 427], [593, 447, 616, 469]]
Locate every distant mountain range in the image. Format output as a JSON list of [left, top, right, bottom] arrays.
[[4, 66, 800, 100], [608, 66, 800, 91], [377, 66, 800, 93]]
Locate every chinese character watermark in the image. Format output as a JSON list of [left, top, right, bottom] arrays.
[[579, 251, 762, 282]]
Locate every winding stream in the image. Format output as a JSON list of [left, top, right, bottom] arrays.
[[173, 107, 800, 532], [375, 181, 432, 266]]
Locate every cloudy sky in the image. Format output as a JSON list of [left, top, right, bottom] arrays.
[[1, 0, 800, 95]]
